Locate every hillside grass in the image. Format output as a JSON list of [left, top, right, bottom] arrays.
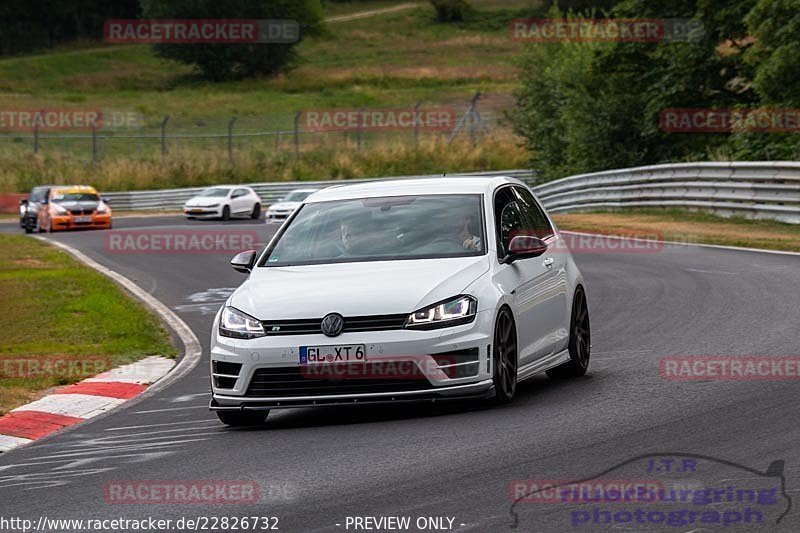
[[0, 1, 543, 192]]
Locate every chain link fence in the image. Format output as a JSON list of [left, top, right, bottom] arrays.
[[0, 93, 512, 165]]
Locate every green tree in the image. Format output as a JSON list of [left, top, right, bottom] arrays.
[[141, 0, 324, 81], [512, 0, 759, 178]]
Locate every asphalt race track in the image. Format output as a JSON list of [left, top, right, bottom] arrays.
[[1, 216, 799, 532]]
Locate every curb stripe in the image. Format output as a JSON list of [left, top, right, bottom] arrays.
[[0, 411, 84, 440], [55, 381, 147, 399]]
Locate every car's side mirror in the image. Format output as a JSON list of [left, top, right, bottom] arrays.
[[101, 196, 110, 203], [501, 236, 548, 264], [19, 199, 28, 206], [230, 250, 257, 274]]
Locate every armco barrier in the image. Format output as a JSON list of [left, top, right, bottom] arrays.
[[533, 161, 800, 224], [24, 162, 800, 224], [99, 170, 536, 211]]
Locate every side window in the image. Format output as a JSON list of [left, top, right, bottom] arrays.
[[494, 187, 529, 258], [232, 188, 247, 198], [513, 186, 554, 239]]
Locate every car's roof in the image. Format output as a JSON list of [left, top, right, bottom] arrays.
[[307, 176, 524, 202], [290, 188, 319, 193], [51, 185, 98, 194]]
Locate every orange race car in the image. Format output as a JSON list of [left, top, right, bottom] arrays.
[[20, 185, 112, 233]]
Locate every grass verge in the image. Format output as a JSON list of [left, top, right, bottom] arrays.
[[553, 209, 800, 253], [0, 234, 177, 414]]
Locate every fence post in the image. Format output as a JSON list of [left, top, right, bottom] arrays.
[[294, 111, 301, 159], [34, 124, 39, 154], [227, 116, 237, 165], [160, 116, 170, 162], [92, 126, 98, 164], [469, 92, 480, 145], [413, 100, 421, 148], [357, 108, 363, 150]]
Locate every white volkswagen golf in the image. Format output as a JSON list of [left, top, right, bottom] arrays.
[[210, 177, 590, 426]]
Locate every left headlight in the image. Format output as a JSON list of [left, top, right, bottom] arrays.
[[219, 306, 265, 339], [405, 295, 477, 330]]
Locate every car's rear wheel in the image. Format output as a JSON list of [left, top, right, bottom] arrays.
[[221, 205, 230, 221], [24, 218, 33, 234], [492, 307, 518, 404], [547, 286, 590, 378], [216, 410, 269, 427], [251, 203, 261, 219]]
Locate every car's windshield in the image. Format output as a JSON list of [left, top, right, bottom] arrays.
[[199, 188, 230, 197], [262, 194, 485, 266], [51, 191, 99, 202], [283, 190, 314, 202]]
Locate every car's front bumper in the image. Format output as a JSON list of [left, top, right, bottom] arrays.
[[209, 309, 495, 410], [50, 213, 111, 231], [265, 210, 291, 222], [184, 206, 221, 217]]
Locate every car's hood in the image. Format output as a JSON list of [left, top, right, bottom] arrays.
[[230, 256, 490, 319], [185, 197, 223, 207], [267, 201, 300, 211]]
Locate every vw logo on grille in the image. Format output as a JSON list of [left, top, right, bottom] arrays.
[[321, 313, 345, 337]]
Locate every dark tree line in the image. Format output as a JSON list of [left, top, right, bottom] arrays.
[[0, 0, 140, 55]]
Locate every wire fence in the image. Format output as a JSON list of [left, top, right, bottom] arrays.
[[0, 92, 512, 164]]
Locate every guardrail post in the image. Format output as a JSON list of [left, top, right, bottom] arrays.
[[160, 116, 170, 162], [293, 111, 301, 160], [227, 116, 237, 165]]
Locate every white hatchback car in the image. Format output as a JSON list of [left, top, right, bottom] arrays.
[[210, 177, 590, 426], [183, 186, 262, 220], [264, 188, 318, 223]]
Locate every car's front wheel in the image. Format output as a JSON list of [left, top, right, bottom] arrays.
[[221, 205, 230, 221], [492, 307, 518, 404], [216, 410, 269, 427], [547, 286, 590, 378]]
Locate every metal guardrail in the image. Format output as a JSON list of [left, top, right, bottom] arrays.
[[102, 169, 536, 210], [533, 161, 800, 224], [102, 162, 800, 224]]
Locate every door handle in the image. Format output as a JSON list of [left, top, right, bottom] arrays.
[[543, 257, 554, 268]]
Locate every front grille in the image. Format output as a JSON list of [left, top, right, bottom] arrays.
[[245, 365, 435, 397], [261, 314, 407, 336], [69, 208, 95, 215]]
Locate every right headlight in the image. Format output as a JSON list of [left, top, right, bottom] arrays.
[[405, 295, 477, 330], [219, 306, 265, 339]]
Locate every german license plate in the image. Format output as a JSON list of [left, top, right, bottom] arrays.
[[74, 216, 92, 223], [299, 344, 366, 364], [190, 209, 203, 213]]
